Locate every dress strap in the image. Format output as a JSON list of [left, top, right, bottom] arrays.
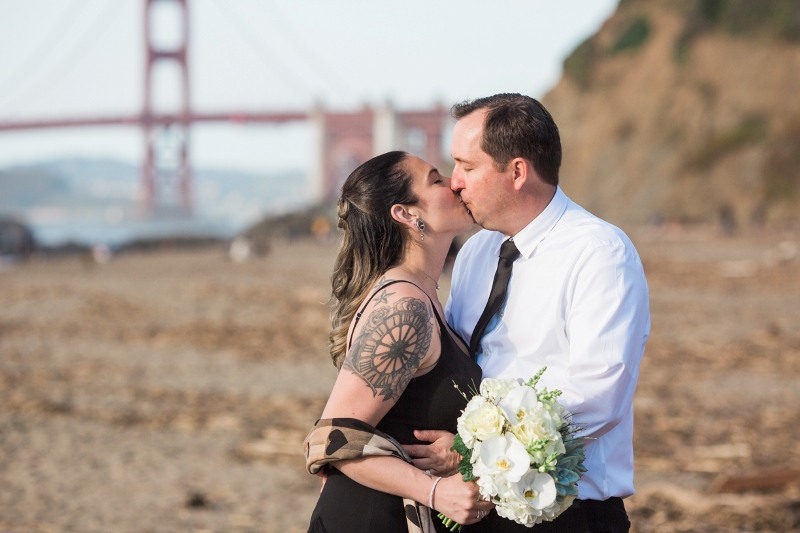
[[348, 279, 435, 351]]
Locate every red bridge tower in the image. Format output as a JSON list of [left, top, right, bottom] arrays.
[[142, 0, 192, 215]]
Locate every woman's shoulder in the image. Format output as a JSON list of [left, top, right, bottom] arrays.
[[373, 274, 428, 296], [358, 275, 432, 315]]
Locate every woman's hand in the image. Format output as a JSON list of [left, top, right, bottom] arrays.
[[315, 469, 328, 493], [431, 475, 494, 526], [403, 429, 461, 477]]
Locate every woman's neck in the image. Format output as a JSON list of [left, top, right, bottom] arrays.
[[396, 239, 450, 294]]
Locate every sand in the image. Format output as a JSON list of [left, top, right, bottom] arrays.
[[1, 229, 799, 532]]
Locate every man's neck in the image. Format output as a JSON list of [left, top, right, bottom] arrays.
[[503, 185, 557, 237]]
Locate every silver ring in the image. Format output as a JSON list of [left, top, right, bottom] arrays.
[[476, 509, 487, 520]]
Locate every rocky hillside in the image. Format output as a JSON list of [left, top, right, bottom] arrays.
[[543, 0, 800, 231]]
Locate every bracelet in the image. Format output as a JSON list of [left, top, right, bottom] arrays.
[[428, 476, 443, 509]]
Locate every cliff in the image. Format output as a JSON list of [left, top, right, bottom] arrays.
[[543, 0, 800, 231]]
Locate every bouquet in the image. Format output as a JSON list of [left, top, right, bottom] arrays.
[[439, 367, 586, 530]]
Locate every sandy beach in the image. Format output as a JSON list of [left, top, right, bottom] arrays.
[[1, 229, 799, 532]]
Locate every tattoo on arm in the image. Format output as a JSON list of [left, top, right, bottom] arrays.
[[372, 276, 397, 304], [343, 297, 433, 401], [373, 288, 394, 305]]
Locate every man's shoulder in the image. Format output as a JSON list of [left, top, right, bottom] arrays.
[[558, 201, 637, 251], [459, 228, 504, 254]]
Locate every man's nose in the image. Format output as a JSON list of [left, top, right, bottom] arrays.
[[450, 171, 463, 192]]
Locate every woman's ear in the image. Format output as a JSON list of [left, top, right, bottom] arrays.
[[390, 204, 416, 228]]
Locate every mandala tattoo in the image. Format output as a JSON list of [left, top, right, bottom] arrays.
[[343, 297, 433, 401]]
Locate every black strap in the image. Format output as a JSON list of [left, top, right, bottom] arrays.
[[347, 279, 443, 351]]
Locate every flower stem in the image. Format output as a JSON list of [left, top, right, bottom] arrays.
[[437, 512, 462, 531]]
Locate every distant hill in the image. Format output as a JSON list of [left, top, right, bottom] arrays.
[[0, 159, 138, 214], [543, 0, 800, 231], [0, 158, 311, 245]]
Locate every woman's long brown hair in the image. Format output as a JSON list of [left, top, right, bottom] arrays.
[[329, 151, 417, 368]]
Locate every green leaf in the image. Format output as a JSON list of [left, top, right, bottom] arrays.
[[452, 434, 476, 482]]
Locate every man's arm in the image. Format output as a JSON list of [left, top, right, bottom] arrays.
[[402, 429, 460, 477], [559, 241, 650, 438]]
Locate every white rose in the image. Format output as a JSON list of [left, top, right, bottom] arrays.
[[457, 396, 505, 447], [513, 410, 564, 446]]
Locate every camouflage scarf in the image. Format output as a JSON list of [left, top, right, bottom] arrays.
[[304, 417, 435, 533]]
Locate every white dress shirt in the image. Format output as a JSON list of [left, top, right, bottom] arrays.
[[446, 187, 651, 501]]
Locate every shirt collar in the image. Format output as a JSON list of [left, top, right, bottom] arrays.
[[509, 187, 568, 259]]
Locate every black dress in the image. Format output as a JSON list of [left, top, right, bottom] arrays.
[[308, 281, 482, 533]]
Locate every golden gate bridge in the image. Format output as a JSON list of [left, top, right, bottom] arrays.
[[0, 0, 449, 215]]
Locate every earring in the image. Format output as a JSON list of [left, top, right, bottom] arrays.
[[414, 219, 426, 242]]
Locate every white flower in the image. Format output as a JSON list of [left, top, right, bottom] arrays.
[[493, 471, 558, 526], [443, 368, 585, 530], [496, 497, 544, 528], [457, 396, 505, 447], [479, 377, 523, 403], [475, 472, 509, 501], [514, 414, 565, 461], [509, 412, 557, 444], [539, 395, 567, 427], [497, 385, 543, 426], [512, 470, 557, 510], [472, 433, 530, 485], [497, 386, 566, 462]]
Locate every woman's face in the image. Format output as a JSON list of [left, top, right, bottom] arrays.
[[404, 155, 474, 237]]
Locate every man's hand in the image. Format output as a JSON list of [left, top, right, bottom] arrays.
[[402, 429, 461, 477]]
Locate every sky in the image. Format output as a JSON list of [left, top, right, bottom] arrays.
[[0, 0, 620, 175]]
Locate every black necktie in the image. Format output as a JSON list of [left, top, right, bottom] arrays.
[[469, 238, 521, 358]]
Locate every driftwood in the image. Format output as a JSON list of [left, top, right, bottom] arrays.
[[710, 467, 800, 493]]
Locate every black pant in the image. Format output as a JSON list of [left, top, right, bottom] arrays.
[[462, 497, 629, 533]]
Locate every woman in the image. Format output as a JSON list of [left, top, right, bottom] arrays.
[[304, 152, 493, 532]]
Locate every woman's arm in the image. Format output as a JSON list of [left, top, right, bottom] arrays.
[[318, 285, 492, 523], [336, 456, 491, 525], [321, 288, 436, 424]]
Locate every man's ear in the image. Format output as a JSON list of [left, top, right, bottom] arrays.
[[390, 204, 416, 228], [510, 158, 529, 191]]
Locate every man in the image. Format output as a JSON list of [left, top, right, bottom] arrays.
[[446, 93, 650, 532]]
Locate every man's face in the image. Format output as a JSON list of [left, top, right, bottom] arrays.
[[450, 110, 510, 231]]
